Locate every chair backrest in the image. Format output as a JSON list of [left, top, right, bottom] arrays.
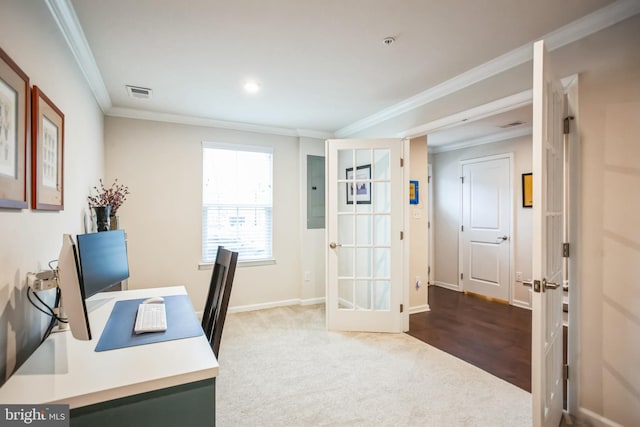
[[201, 246, 238, 356]]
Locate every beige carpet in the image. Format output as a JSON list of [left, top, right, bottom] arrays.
[[216, 304, 531, 426]]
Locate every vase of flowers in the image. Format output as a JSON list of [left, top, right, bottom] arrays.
[[88, 179, 130, 232]]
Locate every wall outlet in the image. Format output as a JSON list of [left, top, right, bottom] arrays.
[[516, 272, 523, 282], [304, 271, 311, 282]]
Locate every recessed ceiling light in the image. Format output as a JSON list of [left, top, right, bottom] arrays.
[[244, 81, 260, 94]]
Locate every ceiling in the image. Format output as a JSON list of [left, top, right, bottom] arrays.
[[58, 0, 638, 143]]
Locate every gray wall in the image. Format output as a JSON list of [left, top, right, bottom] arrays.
[[0, 0, 104, 383]]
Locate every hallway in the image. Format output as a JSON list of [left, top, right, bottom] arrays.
[[408, 285, 532, 391]]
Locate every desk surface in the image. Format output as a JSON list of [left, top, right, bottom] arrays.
[[0, 286, 218, 409]]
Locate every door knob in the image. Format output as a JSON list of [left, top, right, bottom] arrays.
[[543, 278, 559, 290], [497, 235, 508, 242], [329, 242, 342, 249]]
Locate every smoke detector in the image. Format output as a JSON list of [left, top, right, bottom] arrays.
[[126, 85, 153, 99], [382, 36, 396, 46]]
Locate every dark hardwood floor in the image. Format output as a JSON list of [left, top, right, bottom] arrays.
[[408, 285, 532, 392]]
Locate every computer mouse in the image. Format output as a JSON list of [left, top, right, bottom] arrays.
[[143, 296, 164, 304]]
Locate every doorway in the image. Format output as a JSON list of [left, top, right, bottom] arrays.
[[459, 154, 513, 302]]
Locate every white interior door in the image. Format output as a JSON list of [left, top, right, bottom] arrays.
[[326, 138, 404, 332], [460, 155, 511, 301], [531, 40, 564, 427]]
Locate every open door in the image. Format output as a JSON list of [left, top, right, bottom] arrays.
[[531, 40, 564, 427], [326, 138, 405, 332]]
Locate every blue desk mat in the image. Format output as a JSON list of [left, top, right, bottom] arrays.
[[95, 295, 204, 352]]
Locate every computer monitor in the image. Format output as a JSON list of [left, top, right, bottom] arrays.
[[76, 230, 130, 298], [56, 234, 91, 340]]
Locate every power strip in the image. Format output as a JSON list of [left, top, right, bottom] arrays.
[[26, 270, 58, 292]]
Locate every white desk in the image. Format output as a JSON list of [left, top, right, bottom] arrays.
[[0, 286, 218, 425]]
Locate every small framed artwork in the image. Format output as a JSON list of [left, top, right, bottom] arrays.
[[0, 47, 29, 209], [32, 86, 64, 210], [522, 173, 533, 208], [346, 164, 371, 204], [409, 180, 419, 205]]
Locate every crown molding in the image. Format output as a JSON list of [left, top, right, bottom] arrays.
[[45, 0, 111, 111], [295, 129, 335, 140], [336, 0, 639, 138], [50, 0, 636, 137], [107, 107, 332, 139], [399, 73, 577, 140], [398, 89, 533, 139], [429, 127, 532, 154]]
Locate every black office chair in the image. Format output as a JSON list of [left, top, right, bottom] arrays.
[[201, 246, 238, 356]]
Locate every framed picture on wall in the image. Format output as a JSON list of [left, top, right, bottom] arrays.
[[0, 47, 29, 209], [32, 86, 64, 210], [522, 172, 533, 208], [346, 164, 371, 204], [409, 180, 419, 205]]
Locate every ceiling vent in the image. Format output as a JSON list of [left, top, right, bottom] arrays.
[[126, 85, 153, 99], [498, 120, 524, 128]]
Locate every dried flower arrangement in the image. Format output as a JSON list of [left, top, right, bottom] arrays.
[[87, 179, 130, 215]]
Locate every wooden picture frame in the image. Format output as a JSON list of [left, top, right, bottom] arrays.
[[522, 173, 533, 208], [32, 86, 64, 210], [346, 164, 371, 205], [0, 47, 29, 209]]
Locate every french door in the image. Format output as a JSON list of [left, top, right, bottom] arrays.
[[326, 138, 405, 332], [531, 39, 564, 427]]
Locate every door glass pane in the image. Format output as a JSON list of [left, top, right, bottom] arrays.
[[355, 215, 371, 245], [373, 182, 390, 213], [355, 280, 372, 310], [338, 247, 353, 276], [338, 149, 354, 178], [373, 215, 390, 246], [374, 149, 390, 180], [356, 248, 371, 277], [338, 214, 354, 245], [338, 279, 354, 309], [373, 248, 390, 278], [338, 179, 352, 214], [373, 281, 390, 311], [355, 149, 372, 168]]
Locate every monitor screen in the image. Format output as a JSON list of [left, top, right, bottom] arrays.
[[76, 230, 130, 298], [57, 234, 91, 340]]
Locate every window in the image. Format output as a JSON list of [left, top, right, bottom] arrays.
[[202, 142, 273, 263]]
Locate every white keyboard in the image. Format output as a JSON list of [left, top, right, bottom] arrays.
[[134, 303, 167, 334]]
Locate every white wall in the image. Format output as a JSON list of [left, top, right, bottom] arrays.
[[104, 117, 302, 312], [0, 0, 104, 383], [298, 137, 326, 303], [409, 136, 429, 311], [431, 135, 532, 307], [576, 36, 640, 426]]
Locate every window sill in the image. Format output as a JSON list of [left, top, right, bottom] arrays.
[[198, 259, 276, 270]]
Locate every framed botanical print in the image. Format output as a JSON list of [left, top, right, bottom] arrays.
[[32, 86, 64, 210], [0, 47, 29, 209]]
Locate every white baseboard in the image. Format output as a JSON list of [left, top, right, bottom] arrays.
[[433, 281, 460, 292], [228, 297, 325, 314], [301, 297, 325, 306], [409, 304, 431, 314], [578, 407, 624, 427], [511, 299, 532, 310]]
